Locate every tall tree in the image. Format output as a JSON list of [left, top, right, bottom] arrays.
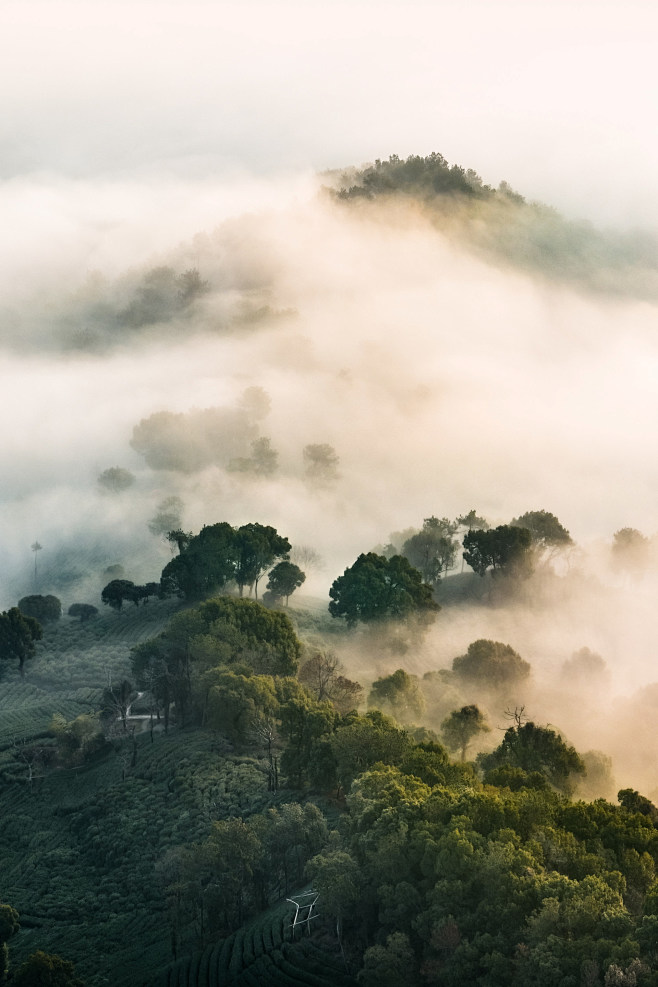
[[402, 516, 458, 584], [441, 704, 490, 761], [233, 523, 291, 599]]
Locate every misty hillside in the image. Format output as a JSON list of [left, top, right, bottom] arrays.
[[328, 153, 658, 299]]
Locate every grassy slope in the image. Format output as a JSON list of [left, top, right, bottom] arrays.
[[0, 600, 285, 986]]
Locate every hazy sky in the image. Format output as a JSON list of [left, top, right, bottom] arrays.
[[2, 0, 657, 226]]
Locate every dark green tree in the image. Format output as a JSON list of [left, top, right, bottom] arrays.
[[0, 903, 19, 983], [233, 523, 291, 599], [11, 950, 85, 987], [18, 594, 61, 623], [265, 560, 305, 605], [479, 721, 586, 794], [101, 579, 138, 611], [329, 553, 439, 627], [511, 509, 572, 549], [67, 603, 98, 622], [160, 522, 238, 599], [0, 608, 42, 678], [463, 524, 533, 579]]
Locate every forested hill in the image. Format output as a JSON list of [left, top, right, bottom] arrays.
[[327, 153, 658, 300]]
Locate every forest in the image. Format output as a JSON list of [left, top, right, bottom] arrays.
[[3, 154, 658, 987]]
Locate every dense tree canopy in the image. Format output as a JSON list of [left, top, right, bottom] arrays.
[[160, 521, 291, 601], [329, 553, 439, 627], [463, 524, 533, 579], [479, 720, 586, 794]]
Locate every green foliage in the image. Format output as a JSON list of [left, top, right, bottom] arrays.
[[368, 669, 425, 725], [334, 153, 479, 202], [329, 553, 439, 627], [402, 516, 459, 585], [480, 721, 586, 794], [160, 521, 291, 602], [463, 524, 533, 579], [11, 950, 85, 987], [18, 595, 62, 623], [510, 509, 572, 548], [441, 705, 490, 761], [205, 670, 278, 743], [265, 561, 306, 605], [0, 607, 42, 678], [452, 638, 531, 690], [330, 711, 411, 791]]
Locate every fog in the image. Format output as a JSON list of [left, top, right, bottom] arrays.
[[3, 0, 658, 796]]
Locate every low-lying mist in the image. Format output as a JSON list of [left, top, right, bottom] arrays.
[[3, 165, 658, 794]]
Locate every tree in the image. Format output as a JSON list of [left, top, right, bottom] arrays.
[[166, 529, 193, 555], [511, 509, 572, 550], [329, 553, 439, 627], [11, 950, 85, 987], [97, 466, 135, 493], [0, 608, 42, 678], [303, 443, 340, 484], [18, 594, 61, 623], [456, 509, 489, 532], [176, 267, 210, 305], [265, 561, 305, 605], [233, 523, 291, 599], [101, 679, 136, 734], [227, 437, 279, 477], [31, 540, 42, 588], [368, 669, 425, 725], [402, 516, 458, 585], [358, 932, 416, 987], [612, 527, 650, 575], [67, 603, 98, 622], [441, 705, 490, 761], [204, 669, 279, 744], [298, 650, 364, 713], [462, 524, 533, 579], [452, 639, 531, 690], [330, 710, 412, 792], [0, 902, 19, 983], [479, 721, 586, 794], [101, 579, 138, 611], [148, 495, 183, 538], [160, 522, 238, 599]]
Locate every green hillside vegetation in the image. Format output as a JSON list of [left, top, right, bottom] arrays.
[[2, 514, 658, 986], [329, 153, 658, 300]]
